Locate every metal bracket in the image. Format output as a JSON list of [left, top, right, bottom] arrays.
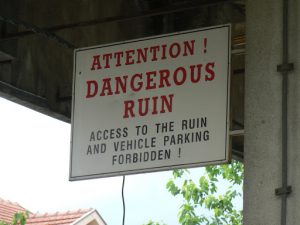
[[277, 63, 294, 73], [275, 186, 292, 196]]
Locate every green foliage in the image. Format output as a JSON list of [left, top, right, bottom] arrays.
[[0, 220, 8, 225], [0, 212, 29, 225], [168, 160, 243, 225], [143, 220, 167, 225], [147, 160, 243, 225]]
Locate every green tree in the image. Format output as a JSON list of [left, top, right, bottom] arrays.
[[0, 212, 29, 225], [145, 160, 243, 225], [143, 220, 167, 225]]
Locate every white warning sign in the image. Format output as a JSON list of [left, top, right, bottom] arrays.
[[70, 24, 231, 180]]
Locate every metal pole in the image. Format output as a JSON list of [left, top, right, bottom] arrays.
[[281, 0, 288, 223], [275, 0, 293, 224]]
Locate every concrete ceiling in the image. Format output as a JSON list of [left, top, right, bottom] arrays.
[[0, 0, 245, 160]]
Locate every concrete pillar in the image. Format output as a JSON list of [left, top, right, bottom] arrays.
[[244, 0, 300, 224]]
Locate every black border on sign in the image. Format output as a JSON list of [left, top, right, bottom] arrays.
[[69, 24, 231, 181]]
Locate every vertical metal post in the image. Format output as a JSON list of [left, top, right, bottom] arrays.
[[281, 0, 288, 225], [281, 1, 288, 224], [275, 0, 293, 224]]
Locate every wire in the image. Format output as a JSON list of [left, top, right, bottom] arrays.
[[0, 15, 75, 49], [122, 175, 126, 225], [0, 0, 243, 43]]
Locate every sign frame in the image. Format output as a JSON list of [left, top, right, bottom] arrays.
[[70, 24, 231, 181]]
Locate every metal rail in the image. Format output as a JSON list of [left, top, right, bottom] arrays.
[[275, 0, 293, 224]]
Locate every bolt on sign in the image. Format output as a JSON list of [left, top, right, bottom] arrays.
[[70, 24, 231, 181]]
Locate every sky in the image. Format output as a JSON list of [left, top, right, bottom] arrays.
[[0, 97, 190, 225], [0, 97, 242, 225]]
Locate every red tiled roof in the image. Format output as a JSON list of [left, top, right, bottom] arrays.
[[0, 198, 29, 223], [27, 209, 92, 225], [0, 198, 93, 225]]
